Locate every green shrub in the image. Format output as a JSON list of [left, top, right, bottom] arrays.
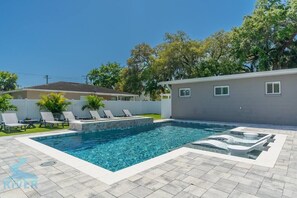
[[82, 95, 105, 111], [37, 93, 71, 113], [0, 94, 17, 112]]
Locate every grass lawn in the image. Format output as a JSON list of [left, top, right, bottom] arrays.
[[140, 114, 162, 120], [0, 124, 69, 137]]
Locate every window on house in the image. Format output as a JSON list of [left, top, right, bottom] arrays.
[[214, 86, 229, 96], [179, 88, 191, 97], [266, 82, 281, 95]]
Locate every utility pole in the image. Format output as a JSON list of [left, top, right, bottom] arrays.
[[82, 75, 89, 84], [44, 75, 49, 84]]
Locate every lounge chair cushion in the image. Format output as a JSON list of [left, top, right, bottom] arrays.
[[103, 110, 115, 119], [40, 112, 56, 122], [208, 134, 272, 144], [5, 123, 27, 127], [192, 139, 268, 155], [63, 111, 76, 122], [123, 109, 133, 117], [90, 111, 101, 120]]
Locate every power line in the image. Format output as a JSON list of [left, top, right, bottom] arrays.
[[8, 71, 89, 86], [13, 72, 83, 81], [13, 72, 45, 77]]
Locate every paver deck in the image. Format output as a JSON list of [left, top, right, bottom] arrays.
[[0, 125, 297, 198]]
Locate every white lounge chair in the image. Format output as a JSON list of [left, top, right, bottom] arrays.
[[40, 112, 65, 128], [89, 111, 105, 120], [192, 139, 268, 155], [1, 113, 28, 132], [103, 110, 115, 119], [104, 110, 134, 119], [207, 134, 273, 144], [62, 111, 77, 123], [227, 140, 268, 155], [123, 109, 133, 117]]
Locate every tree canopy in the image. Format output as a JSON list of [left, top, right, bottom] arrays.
[[88, 62, 122, 89], [122, 43, 156, 95], [0, 71, 18, 91], [86, 0, 297, 100], [231, 0, 297, 71]]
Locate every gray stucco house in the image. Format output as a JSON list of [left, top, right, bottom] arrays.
[[160, 68, 297, 126]]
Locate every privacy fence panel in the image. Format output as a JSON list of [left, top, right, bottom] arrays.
[[4, 99, 161, 120]]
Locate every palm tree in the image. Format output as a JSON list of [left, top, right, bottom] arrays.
[[0, 94, 17, 112], [82, 95, 105, 111], [36, 93, 71, 114]]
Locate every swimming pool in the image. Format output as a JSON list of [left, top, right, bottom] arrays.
[[33, 121, 232, 172]]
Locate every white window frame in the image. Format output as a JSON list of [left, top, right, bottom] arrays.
[[179, 88, 191, 97], [214, 86, 229, 96], [265, 81, 281, 95]]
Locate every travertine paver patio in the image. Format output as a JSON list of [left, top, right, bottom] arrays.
[[0, 126, 297, 198]]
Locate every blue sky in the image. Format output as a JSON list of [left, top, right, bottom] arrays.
[[0, 0, 256, 87]]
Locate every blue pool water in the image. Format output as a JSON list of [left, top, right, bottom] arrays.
[[33, 121, 232, 172]]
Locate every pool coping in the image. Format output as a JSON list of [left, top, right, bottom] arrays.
[[16, 119, 286, 185]]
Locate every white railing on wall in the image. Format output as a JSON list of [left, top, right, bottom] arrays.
[[2, 99, 161, 120]]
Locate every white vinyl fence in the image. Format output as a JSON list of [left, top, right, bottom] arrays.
[[161, 94, 172, 119], [3, 99, 161, 120]]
